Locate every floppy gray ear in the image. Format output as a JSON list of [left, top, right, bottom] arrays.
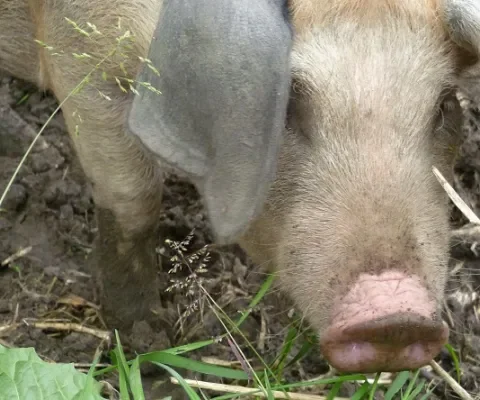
[[444, 0, 480, 55], [127, 0, 292, 244]]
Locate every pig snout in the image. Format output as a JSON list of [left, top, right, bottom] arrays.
[[320, 271, 448, 373]]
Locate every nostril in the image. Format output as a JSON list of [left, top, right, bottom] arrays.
[[404, 342, 428, 363], [320, 312, 449, 373], [342, 312, 445, 344]]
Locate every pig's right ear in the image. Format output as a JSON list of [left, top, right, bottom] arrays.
[[444, 0, 480, 57], [127, 0, 292, 245]]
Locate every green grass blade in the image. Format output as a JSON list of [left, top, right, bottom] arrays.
[[83, 355, 102, 396], [445, 344, 461, 383], [234, 274, 275, 328], [154, 362, 201, 400], [16, 93, 31, 105], [264, 369, 275, 400], [384, 371, 410, 400], [418, 387, 435, 400], [162, 339, 217, 355], [271, 324, 298, 376], [283, 339, 314, 369], [350, 382, 371, 400], [114, 330, 131, 377], [369, 373, 381, 400], [112, 331, 134, 399], [326, 381, 343, 400], [129, 357, 145, 400], [140, 352, 249, 380], [405, 379, 426, 400], [401, 369, 420, 399], [111, 351, 130, 400]]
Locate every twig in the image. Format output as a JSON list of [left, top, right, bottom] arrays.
[[0, 323, 20, 334], [22, 320, 111, 341], [1, 246, 32, 267], [433, 166, 480, 224], [169, 378, 350, 400], [258, 307, 267, 352], [451, 224, 480, 241], [429, 360, 474, 400], [93, 335, 111, 364], [74, 362, 110, 369], [200, 356, 250, 368]]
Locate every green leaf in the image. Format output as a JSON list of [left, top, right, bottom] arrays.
[[0, 344, 105, 400]]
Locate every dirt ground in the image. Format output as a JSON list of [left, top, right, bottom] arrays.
[[1, 68, 480, 400]]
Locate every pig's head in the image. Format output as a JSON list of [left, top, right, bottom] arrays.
[[128, 0, 480, 373], [241, 0, 479, 373]]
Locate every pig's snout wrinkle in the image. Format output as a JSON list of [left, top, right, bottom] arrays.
[[320, 271, 449, 373]]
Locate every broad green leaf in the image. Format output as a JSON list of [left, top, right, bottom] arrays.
[[0, 344, 105, 400]]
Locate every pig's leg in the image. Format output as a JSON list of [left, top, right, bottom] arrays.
[[60, 99, 165, 332], [34, 0, 168, 331]]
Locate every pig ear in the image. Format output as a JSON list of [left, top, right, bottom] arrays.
[[127, 0, 292, 244], [444, 0, 480, 55]]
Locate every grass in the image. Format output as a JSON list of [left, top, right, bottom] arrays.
[[0, 13, 477, 400], [84, 263, 451, 399]]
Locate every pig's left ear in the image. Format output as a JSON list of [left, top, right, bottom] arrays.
[[445, 0, 480, 56], [127, 0, 292, 245]]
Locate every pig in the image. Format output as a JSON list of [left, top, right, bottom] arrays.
[[0, 0, 479, 373]]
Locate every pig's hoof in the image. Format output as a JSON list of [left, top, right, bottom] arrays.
[[128, 320, 173, 375], [100, 296, 170, 334]]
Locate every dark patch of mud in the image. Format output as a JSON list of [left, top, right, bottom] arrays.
[[0, 68, 480, 399]]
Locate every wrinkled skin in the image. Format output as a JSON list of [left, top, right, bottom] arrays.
[[0, 0, 478, 372]]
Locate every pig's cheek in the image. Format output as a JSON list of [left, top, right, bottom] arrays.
[[276, 261, 337, 333]]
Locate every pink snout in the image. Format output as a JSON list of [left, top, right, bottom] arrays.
[[320, 271, 449, 373]]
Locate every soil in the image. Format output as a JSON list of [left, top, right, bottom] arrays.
[[1, 66, 480, 400]]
